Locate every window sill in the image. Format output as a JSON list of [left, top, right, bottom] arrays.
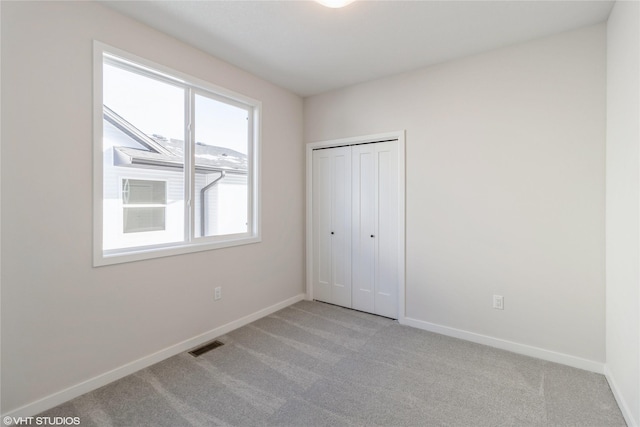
[[93, 235, 261, 267]]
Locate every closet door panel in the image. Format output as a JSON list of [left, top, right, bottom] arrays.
[[375, 142, 399, 318], [330, 147, 352, 307], [352, 147, 375, 313], [312, 150, 333, 303]]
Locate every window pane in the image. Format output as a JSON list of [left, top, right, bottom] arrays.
[[123, 179, 166, 205], [123, 207, 166, 233], [194, 94, 249, 238], [103, 61, 185, 251], [103, 63, 184, 140]]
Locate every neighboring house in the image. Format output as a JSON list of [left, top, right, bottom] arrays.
[[102, 106, 248, 251]]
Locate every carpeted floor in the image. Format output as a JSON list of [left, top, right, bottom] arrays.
[[40, 300, 626, 426]]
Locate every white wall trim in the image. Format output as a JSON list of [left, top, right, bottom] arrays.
[[605, 365, 639, 427], [401, 316, 605, 374], [2, 293, 306, 419], [305, 130, 406, 320]]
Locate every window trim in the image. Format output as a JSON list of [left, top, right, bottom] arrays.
[[93, 41, 261, 267]]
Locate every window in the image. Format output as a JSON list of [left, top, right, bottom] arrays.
[[122, 179, 166, 234], [94, 42, 261, 266]]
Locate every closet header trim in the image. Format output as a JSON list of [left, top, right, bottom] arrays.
[[312, 138, 398, 150]]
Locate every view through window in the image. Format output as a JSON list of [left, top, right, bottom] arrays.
[[96, 46, 259, 265]]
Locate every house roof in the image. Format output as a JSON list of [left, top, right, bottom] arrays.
[[106, 105, 248, 174]]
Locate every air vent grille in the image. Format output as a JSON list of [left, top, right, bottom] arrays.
[[188, 340, 224, 357]]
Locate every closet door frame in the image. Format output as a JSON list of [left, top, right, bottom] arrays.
[[306, 131, 406, 321]]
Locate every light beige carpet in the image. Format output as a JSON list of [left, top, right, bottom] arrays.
[[39, 300, 626, 426]]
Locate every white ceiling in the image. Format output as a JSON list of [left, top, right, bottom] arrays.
[[101, 0, 614, 97]]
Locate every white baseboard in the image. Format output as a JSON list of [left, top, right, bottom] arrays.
[[604, 365, 638, 427], [400, 316, 605, 374], [3, 293, 306, 419]]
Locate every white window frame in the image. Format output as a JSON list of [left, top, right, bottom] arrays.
[[93, 41, 261, 266]]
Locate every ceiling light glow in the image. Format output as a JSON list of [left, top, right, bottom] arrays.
[[315, 0, 355, 8]]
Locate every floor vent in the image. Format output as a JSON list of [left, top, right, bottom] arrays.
[[188, 340, 224, 357]]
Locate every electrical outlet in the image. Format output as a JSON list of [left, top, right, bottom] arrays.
[[493, 295, 504, 310], [214, 287, 222, 301]]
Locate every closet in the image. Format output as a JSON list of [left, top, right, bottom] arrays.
[[311, 137, 402, 319]]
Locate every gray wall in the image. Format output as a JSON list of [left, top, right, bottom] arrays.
[[305, 24, 606, 363], [606, 1, 640, 425], [1, 1, 304, 413]]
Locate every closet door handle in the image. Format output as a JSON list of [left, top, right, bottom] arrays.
[[331, 232, 335, 235], [370, 234, 375, 238]]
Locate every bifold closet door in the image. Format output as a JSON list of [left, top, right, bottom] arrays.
[[352, 141, 399, 318], [312, 146, 352, 308]]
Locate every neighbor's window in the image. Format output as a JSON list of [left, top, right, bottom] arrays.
[[94, 42, 261, 266], [122, 179, 167, 234]]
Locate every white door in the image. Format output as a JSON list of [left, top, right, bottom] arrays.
[[352, 141, 399, 318], [312, 147, 352, 307]]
